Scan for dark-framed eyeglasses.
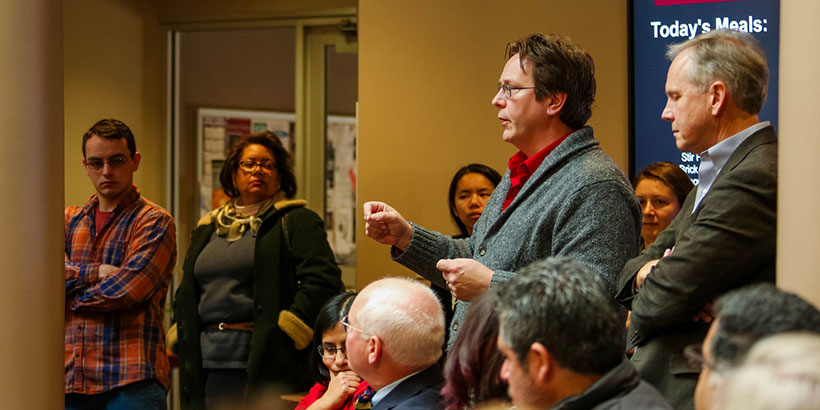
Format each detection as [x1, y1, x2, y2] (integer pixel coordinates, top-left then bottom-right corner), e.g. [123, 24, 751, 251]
[684, 343, 715, 371]
[498, 83, 536, 98]
[317, 345, 346, 359]
[238, 159, 276, 173]
[85, 155, 129, 170]
[341, 315, 369, 336]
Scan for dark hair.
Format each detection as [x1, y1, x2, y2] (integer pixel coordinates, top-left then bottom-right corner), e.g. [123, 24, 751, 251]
[711, 283, 820, 369]
[505, 33, 596, 129]
[632, 161, 694, 206]
[448, 164, 503, 236]
[496, 257, 623, 375]
[308, 291, 358, 384]
[442, 289, 507, 410]
[219, 131, 297, 199]
[82, 119, 137, 158]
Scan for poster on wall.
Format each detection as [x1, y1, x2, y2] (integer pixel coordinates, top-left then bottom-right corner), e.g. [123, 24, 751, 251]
[325, 116, 357, 266]
[631, 0, 779, 183]
[197, 108, 294, 217]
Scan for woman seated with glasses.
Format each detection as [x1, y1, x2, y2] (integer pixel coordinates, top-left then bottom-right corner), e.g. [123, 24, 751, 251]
[173, 131, 343, 408]
[296, 292, 369, 410]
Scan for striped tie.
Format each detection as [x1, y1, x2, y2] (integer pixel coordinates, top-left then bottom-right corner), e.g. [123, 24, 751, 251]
[354, 386, 375, 409]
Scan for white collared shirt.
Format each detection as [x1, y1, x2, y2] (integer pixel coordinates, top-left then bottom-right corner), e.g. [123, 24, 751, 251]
[693, 121, 770, 212]
[370, 369, 424, 407]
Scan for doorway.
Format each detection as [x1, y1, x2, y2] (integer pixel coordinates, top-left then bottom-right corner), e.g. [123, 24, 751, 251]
[168, 19, 358, 289]
[165, 15, 357, 409]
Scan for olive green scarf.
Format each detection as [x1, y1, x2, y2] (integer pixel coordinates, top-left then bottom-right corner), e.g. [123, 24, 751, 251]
[213, 193, 283, 241]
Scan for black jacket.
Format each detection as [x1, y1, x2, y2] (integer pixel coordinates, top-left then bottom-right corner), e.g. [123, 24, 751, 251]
[372, 363, 445, 410]
[552, 359, 673, 410]
[174, 200, 343, 409]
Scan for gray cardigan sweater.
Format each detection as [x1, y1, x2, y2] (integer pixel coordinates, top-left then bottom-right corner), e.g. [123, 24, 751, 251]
[395, 127, 641, 347]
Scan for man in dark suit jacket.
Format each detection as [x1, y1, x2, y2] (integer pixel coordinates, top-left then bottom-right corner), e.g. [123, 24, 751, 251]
[344, 278, 445, 410]
[616, 30, 777, 410]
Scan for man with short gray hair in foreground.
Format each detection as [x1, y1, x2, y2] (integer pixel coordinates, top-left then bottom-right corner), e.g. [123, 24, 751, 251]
[344, 277, 445, 409]
[496, 258, 672, 410]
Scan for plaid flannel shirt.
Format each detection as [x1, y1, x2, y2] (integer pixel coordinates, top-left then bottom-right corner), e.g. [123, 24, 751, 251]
[64, 186, 176, 394]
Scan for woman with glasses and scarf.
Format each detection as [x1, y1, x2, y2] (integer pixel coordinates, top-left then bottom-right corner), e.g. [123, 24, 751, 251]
[173, 131, 343, 409]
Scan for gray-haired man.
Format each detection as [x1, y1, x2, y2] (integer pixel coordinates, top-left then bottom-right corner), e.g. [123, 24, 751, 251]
[617, 30, 778, 410]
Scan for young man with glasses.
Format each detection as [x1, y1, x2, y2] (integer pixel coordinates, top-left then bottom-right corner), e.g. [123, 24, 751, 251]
[65, 118, 176, 409]
[364, 33, 641, 349]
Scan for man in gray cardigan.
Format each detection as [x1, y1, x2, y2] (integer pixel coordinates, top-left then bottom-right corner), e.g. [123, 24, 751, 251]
[364, 33, 641, 348]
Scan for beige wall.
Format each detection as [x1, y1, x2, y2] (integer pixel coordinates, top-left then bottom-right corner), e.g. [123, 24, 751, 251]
[1, 2, 65, 407]
[356, 0, 629, 287]
[777, 0, 820, 307]
[159, 0, 356, 24]
[64, 0, 167, 209]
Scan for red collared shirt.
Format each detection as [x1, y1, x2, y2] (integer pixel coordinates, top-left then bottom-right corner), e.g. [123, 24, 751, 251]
[64, 185, 176, 394]
[502, 132, 573, 212]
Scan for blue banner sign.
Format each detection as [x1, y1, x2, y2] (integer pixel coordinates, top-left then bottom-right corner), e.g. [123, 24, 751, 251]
[630, 0, 779, 183]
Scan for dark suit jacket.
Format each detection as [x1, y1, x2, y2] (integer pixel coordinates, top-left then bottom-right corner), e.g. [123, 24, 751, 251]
[371, 363, 444, 410]
[616, 125, 778, 410]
